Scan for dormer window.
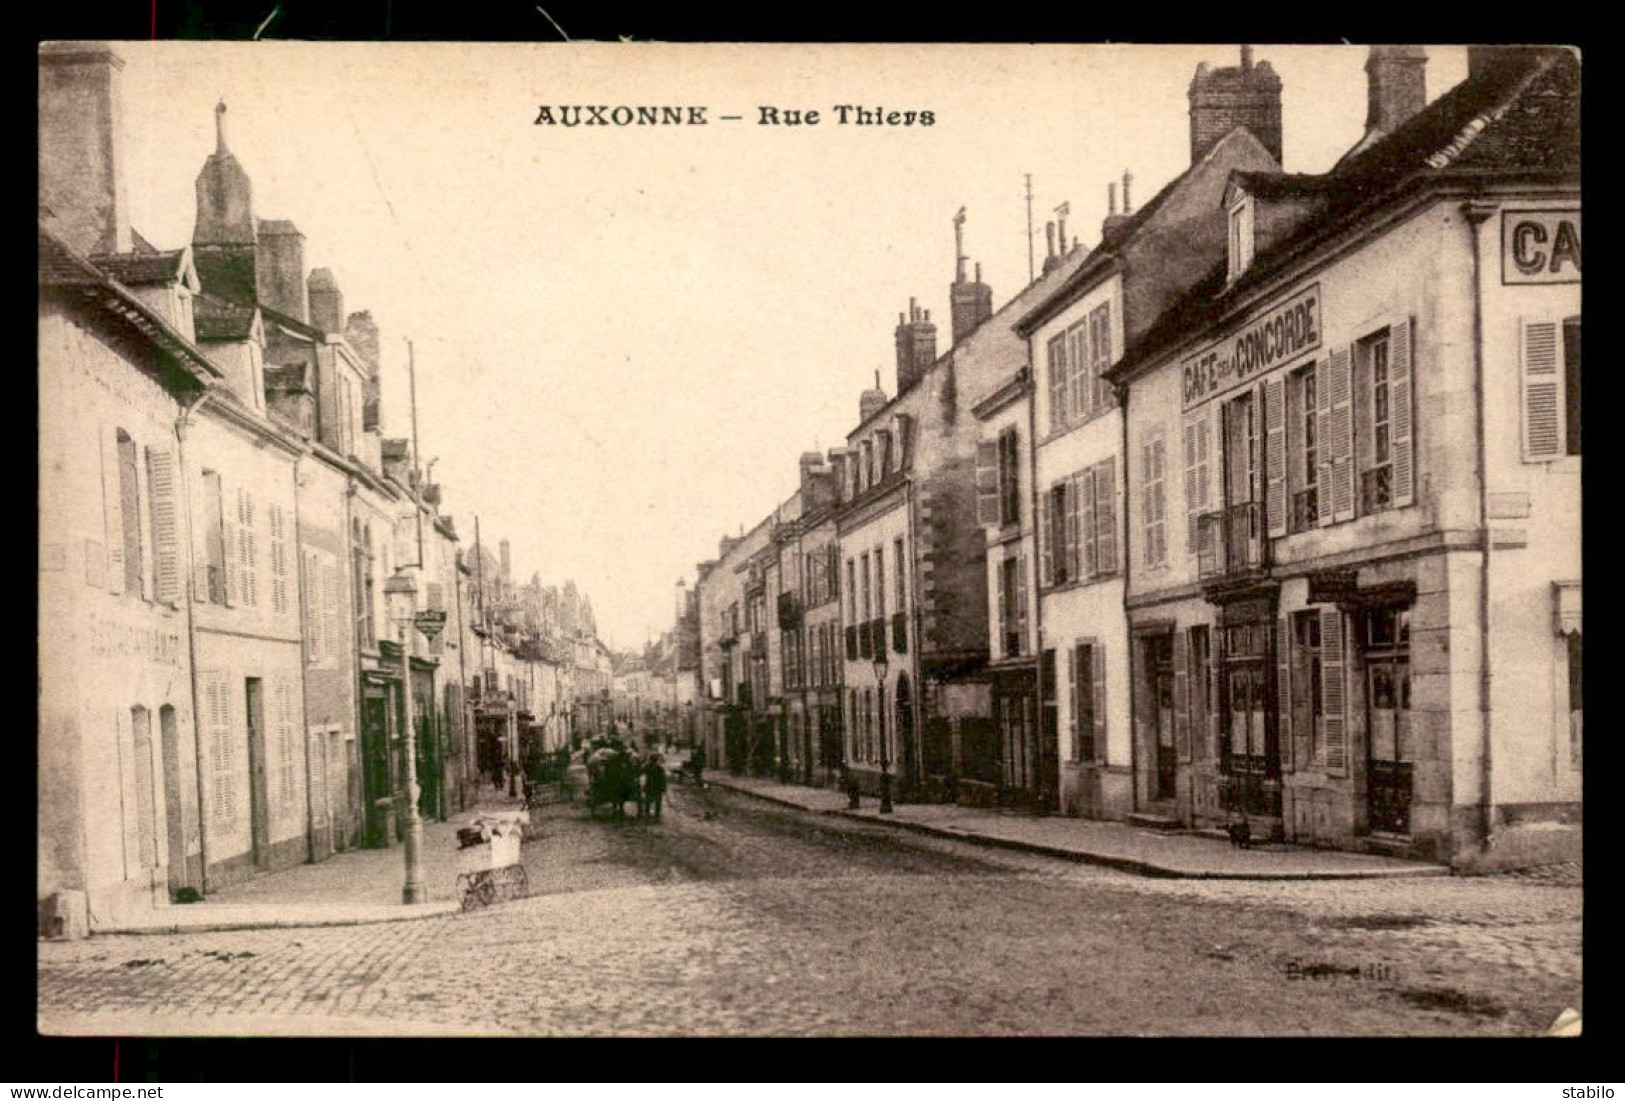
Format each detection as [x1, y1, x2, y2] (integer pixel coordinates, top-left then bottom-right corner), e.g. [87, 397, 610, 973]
[1228, 193, 1255, 281]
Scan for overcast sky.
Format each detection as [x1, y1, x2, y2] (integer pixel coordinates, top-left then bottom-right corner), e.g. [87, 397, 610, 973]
[109, 42, 1466, 650]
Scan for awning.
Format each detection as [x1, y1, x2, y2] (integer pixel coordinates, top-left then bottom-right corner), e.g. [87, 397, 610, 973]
[1554, 581, 1582, 637]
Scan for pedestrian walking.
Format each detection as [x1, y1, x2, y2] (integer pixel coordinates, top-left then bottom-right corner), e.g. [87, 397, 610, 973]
[642, 754, 668, 821]
[689, 743, 706, 788]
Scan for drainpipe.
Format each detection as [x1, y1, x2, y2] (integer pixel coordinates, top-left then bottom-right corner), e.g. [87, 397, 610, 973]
[1025, 366, 1047, 810]
[290, 449, 318, 865]
[1116, 383, 1139, 819]
[1464, 200, 1498, 860]
[453, 554, 471, 811]
[176, 384, 217, 894]
[345, 475, 365, 847]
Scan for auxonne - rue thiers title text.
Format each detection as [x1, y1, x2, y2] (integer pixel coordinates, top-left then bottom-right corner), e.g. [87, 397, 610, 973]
[534, 104, 936, 127]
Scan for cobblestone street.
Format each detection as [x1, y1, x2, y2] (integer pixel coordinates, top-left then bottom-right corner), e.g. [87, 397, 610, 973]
[38, 781, 1582, 1037]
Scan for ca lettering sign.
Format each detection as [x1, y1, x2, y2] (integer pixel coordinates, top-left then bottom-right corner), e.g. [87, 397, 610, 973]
[1502, 210, 1581, 284]
[1181, 285, 1321, 411]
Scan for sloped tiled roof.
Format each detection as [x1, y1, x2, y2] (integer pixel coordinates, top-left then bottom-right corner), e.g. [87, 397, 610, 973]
[193, 292, 257, 341]
[38, 222, 222, 386]
[1113, 48, 1580, 380]
[90, 249, 188, 287]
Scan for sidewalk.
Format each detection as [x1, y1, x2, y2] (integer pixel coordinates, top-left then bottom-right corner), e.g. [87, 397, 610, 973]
[700, 772, 1447, 880]
[90, 788, 529, 935]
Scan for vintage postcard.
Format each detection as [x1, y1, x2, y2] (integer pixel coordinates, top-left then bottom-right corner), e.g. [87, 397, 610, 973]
[37, 40, 1580, 1039]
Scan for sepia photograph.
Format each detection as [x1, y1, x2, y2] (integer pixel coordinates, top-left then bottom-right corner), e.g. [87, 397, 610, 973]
[36, 37, 1581, 1040]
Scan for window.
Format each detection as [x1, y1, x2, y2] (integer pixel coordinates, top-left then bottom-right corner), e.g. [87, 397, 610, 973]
[1228, 195, 1254, 280]
[1070, 642, 1100, 762]
[145, 447, 180, 603]
[115, 429, 143, 596]
[846, 559, 857, 624]
[1188, 625, 1212, 761]
[1047, 333, 1068, 433]
[998, 553, 1027, 659]
[997, 427, 1021, 526]
[1355, 324, 1414, 513]
[863, 441, 874, 489]
[894, 538, 906, 611]
[880, 430, 894, 475]
[1290, 365, 1319, 531]
[861, 555, 871, 621]
[1293, 611, 1325, 766]
[269, 503, 288, 614]
[1067, 320, 1090, 424]
[1089, 303, 1114, 412]
[1142, 432, 1167, 567]
[204, 471, 228, 604]
[875, 548, 885, 621]
[235, 488, 258, 607]
[1049, 482, 1072, 585]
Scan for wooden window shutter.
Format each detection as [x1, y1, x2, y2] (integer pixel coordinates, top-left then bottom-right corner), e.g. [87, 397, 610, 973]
[1390, 318, 1415, 506]
[1073, 471, 1092, 580]
[244, 491, 258, 607]
[996, 553, 1008, 644]
[1094, 456, 1117, 576]
[145, 448, 181, 603]
[1521, 318, 1563, 461]
[1038, 486, 1053, 587]
[101, 430, 125, 595]
[1328, 346, 1356, 522]
[1276, 616, 1293, 773]
[1091, 642, 1108, 762]
[277, 676, 297, 811]
[1067, 644, 1079, 758]
[225, 487, 241, 605]
[1172, 628, 1190, 763]
[1063, 474, 1081, 581]
[1264, 374, 1288, 537]
[1048, 335, 1068, 432]
[1320, 607, 1347, 775]
[269, 504, 287, 614]
[1015, 550, 1028, 648]
[975, 440, 1000, 526]
[1315, 357, 1334, 528]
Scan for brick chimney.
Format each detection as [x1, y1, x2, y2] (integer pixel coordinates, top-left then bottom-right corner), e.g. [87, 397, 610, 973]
[948, 209, 994, 345]
[1189, 46, 1283, 165]
[1366, 46, 1428, 137]
[39, 43, 133, 256]
[894, 298, 937, 393]
[308, 268, 345, 334]
[256, 219, 307, 322]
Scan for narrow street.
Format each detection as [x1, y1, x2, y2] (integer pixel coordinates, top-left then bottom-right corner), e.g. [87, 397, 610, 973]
[38, 781, 1582, 1037]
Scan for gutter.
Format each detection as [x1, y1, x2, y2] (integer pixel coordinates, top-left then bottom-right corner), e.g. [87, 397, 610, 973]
[175, 383, 218, 894]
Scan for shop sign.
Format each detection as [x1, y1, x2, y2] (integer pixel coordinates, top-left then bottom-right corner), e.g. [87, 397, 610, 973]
[1307, 569, 1360, 605]
[1182, 284, 1321, 410]
[1502, 210, 1581, 284]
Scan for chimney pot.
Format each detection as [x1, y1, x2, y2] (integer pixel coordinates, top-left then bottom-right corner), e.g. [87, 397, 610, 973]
[1123, 171, 1133, 213]
[1045, 221, 1056, 256]
[1108, 182, 1117, 216]
[1365, 45, 1429, 137]
[1241, 45, 1253, 70]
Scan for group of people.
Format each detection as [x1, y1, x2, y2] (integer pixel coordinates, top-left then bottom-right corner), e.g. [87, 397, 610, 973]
[583, 735, 670, 821]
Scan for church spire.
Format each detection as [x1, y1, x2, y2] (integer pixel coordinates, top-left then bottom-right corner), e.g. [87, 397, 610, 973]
[215, 99, 229, 154]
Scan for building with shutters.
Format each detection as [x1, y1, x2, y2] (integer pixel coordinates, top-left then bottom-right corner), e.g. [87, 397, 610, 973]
[1011, 49, 1285, 821]
[1108, 46, 1580, 868]
[695, 520, 772, 773]
[38, 43, 224, 929]
[778, 454, 845, 787]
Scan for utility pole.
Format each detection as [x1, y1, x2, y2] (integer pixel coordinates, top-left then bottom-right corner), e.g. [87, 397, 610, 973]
[1025, 174, 1035, 283]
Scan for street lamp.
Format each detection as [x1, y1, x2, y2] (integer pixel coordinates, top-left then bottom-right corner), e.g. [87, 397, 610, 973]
[871, 649, 893, 814]
[385, 568, 428, 904]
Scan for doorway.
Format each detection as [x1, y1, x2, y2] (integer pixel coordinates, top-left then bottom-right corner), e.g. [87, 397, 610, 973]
[244, 678, 270, 870]
[159, 705, 188, 894]
[1143, 635, 1178, 802]
[1219, 616, 1279, 818]
[362, 690, 393, 848]
[129, 706, 157, 883]
[1363, 607, 1413, 835]
[895, 675, 917, 793]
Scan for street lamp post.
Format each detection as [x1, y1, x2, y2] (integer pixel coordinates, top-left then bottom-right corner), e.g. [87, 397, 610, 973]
[385, 569, 427, 904]
[872, 650, 893, 814]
